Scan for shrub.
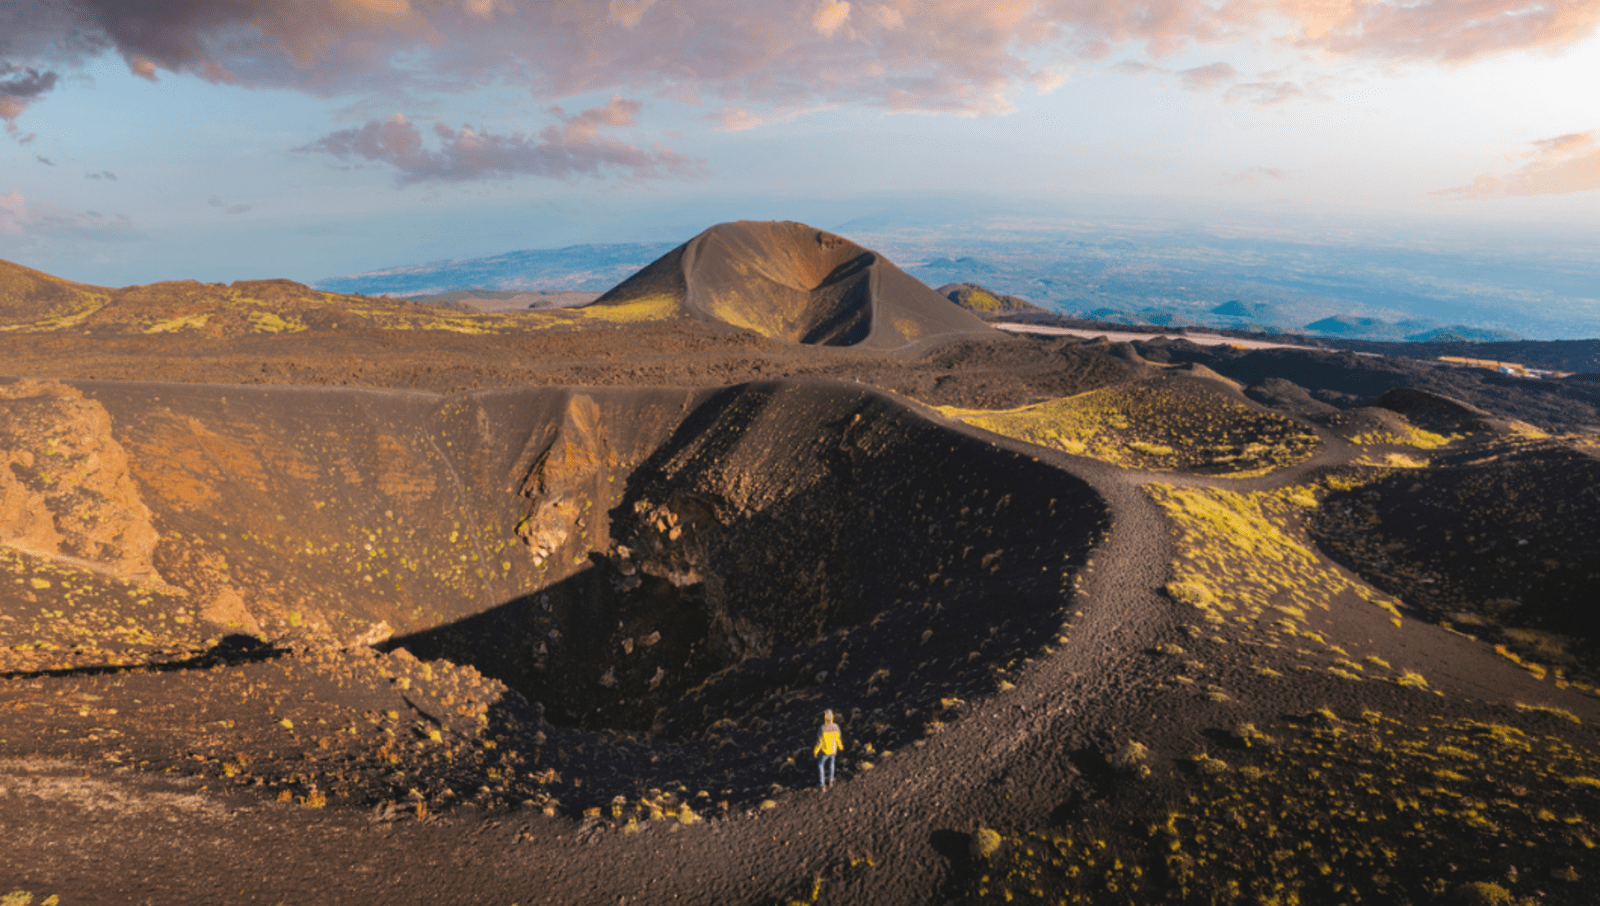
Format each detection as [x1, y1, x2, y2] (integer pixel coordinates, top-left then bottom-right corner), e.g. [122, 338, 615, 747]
[1111, 741, 1151, 778]
[1166, 581, 1217, 609]
[1451, 881, 1513, 906]
[970, 827, 1003, 859]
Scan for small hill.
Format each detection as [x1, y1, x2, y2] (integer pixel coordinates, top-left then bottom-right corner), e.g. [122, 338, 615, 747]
[1305, 315, 1409, 340]
[0, 259, 110, 328]
[1406, 325, 1524, 343]
[937, 282, 1048, 318]
[587, 221, 994, 350]
[0, 259, 542, 336]
[1211, 300, 1283, 322]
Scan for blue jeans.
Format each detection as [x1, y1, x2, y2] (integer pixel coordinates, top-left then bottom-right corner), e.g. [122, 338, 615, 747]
[818, 753, 836, 787]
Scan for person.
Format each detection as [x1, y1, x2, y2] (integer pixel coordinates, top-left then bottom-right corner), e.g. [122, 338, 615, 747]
[814, 709, 843, 789]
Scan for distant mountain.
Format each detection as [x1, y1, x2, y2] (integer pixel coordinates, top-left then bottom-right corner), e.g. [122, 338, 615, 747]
[1305, 316, 1412, 341]
[1406, 326, 1523, 343]
[1305, 315, 1524, 343]
[1211, 300, 1284, 322]
[937, 283, 1048, 317]
[315, 242, 677, 298]
[590, 221, 994, 349]
[916, 256, 998, 275]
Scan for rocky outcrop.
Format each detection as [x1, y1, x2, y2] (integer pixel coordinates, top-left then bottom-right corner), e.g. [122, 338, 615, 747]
[0, 379, 162, 582]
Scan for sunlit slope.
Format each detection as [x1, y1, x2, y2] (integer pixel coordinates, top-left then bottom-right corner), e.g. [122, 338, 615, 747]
[0, 259, 111, 330]
[0, 261, 539, 336]
[0, 258, 677, 337]
[939, 372, 1320, 476]
[588, 221, 994, 349]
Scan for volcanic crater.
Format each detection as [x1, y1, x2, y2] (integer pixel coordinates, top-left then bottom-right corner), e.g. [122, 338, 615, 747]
[17, 375, 1105, 762]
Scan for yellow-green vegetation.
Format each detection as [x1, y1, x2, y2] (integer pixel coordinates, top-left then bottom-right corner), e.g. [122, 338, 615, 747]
[1516, 703, 1582, 725]
[973, 827, 1005, 859]
[246, 310, 307, 333]
[961, 289, 1004, 313]
[0, 549, 203, 674]
[574, 293, 678, 324]
[956, 710, 1600, 904]
[1349, 425, 1455, 449]
[938, 380, 1317, 476]
[143, 312, 212, 333]
[1357, 451, 1431, 469]
[1111, 741, 1152, 778]
[0, 294, 107, 332]
[1147, 485, 1409, 665]
[891, 316, 924, 340]
[0, 273, 586, 337]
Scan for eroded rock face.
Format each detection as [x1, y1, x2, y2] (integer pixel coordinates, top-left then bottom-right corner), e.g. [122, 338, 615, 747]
[0, 379, 161, 581]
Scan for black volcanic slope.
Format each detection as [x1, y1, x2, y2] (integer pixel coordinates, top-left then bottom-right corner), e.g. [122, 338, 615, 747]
[588, 221, 994, 350]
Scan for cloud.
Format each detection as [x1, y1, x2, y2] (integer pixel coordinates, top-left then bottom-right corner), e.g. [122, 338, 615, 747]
[1, 63, 60, 131]
[208, 196, 253, 215]
[710, 106, 766, 132]
[1179, 62, 1237, 91]
[1223, 166, 1287, 185]
[35, 155, 54, 166]
[1, 0, 1598, 123]
[298, 96, 705, 184]
[812, 0, 851, 37]
[0, 188, 142, 240]
[1439, 131, 1600, 198]
[1224, 81, 1306, 106]
[86, 170, 117, 180]
[607, 0, 657, 28]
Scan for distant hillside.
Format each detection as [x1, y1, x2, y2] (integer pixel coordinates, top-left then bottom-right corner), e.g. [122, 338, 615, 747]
[590, 221, 994, 350]
[409, 289, 600, 312]
[1305, 315, 1521, 343]
[937, 282, 1048, 318]
[0, 259, 111, 329]
[0, 259, 540, 337]
[315, 242, 676, 297]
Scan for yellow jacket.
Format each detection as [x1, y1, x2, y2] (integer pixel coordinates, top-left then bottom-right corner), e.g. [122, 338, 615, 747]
[814, 722, 842, 756]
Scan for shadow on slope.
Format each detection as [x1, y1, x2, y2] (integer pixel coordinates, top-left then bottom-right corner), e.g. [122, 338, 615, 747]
[387, 382, 1107, 755]
[1310, 442, 1600, 681]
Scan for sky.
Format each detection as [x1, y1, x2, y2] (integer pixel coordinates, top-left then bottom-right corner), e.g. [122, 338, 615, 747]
[2, 0, 1599, 289]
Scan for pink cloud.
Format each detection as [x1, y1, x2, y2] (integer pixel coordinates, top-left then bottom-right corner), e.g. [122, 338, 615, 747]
[710, 106, 766, 131]
[0, 0, 1597, 123]
[0, 188, 142, 240]
[1179, 62, 1237, 91]
[1438, 131, 1600, 198]
[297, 97, 705, 184]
